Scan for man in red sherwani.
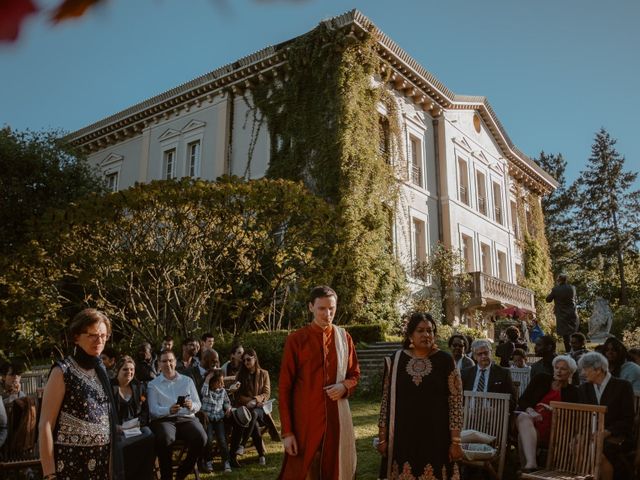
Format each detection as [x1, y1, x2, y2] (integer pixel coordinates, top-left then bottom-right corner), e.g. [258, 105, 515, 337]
[278, 286, 360, 480]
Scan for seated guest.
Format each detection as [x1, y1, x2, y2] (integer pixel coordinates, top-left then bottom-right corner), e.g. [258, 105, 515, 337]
[628, 347, 640, 365]
[530, 335, 556, 379]
[603, 337, 640, 392]
[465, 334, 475, 362]
[186, 349, 219, 399]
[516, 355, 578, 471]
[0, 400, 6, 448]
[511, 348, 529, 369]
[221, 343, 244, 381]
[198, 333, 215, 359]
[0, 362, 26, 405]
[568, 332, 589, 384]
[111, 355, 156, 480]
[176, 338, 200, 373]
[578, 352, 635, 480]
[461, 339, 517, 412]
[448, 334, 474, 370]
[201, 369, 232, 473]
[147, 350, 207, 480]
[101, 346, 118, 379]
[230, 349, 269, 468]
[135, 342, 158, 384]
[496, 326, 527, 367]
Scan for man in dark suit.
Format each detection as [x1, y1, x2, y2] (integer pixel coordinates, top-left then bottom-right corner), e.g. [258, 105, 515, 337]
[546, 274, 579, 353]
[461, 339, 517, 412]
[578, 351, 635, 480]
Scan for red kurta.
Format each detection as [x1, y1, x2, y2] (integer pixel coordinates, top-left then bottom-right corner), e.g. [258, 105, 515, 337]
[278, 323, 360, 479]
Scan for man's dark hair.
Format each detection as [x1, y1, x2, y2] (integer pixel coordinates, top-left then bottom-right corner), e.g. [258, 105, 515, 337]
[182, 337, 197, 348]
[201, 332, 214, 342]
[539, 335, 557, 353]
[0, 362, 25, 377]
[570, 332, 586, 344]
[308, 285, 338, 305]
[162, 335, 173, 342]
[512, 348, 526, 359]
[447, 334, 468, 350]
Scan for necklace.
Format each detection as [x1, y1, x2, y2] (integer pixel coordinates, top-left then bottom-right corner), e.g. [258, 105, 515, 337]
[405, 353, 433, 386]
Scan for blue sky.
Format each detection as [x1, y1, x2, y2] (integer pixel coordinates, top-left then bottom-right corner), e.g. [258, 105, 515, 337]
[1, 0, 638, 187]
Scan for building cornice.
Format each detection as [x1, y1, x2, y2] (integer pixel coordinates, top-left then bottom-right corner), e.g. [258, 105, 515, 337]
[68, 9, 556, 194]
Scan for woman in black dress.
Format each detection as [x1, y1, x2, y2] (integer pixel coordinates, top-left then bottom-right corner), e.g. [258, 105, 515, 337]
[377, 312, 463, 480]
[111, 355, 155, 480]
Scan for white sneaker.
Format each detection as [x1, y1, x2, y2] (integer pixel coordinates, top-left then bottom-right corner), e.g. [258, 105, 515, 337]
[224, 461, 232, 473]
[235, 445, 245, 455]
[258, 456, 266, 466]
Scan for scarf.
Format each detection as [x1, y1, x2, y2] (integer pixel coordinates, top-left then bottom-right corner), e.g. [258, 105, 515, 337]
[73, 346, 125, 480]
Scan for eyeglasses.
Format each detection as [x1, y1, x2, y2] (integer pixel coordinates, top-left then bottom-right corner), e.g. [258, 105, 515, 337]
[83, 333, 110, 343]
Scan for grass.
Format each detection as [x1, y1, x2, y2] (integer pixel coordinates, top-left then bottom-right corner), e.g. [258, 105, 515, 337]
[195, 393, 384, 479]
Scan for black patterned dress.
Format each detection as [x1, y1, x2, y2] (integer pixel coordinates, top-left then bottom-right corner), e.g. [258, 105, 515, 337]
[378, 349, 463, 480]
[53, 357, 111, 479]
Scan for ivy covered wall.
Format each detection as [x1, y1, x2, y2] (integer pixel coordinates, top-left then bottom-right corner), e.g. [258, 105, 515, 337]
[243, 24, 405, 324]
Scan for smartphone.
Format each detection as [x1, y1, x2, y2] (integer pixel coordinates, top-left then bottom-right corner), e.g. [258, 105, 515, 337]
[177, 395, 186, 406]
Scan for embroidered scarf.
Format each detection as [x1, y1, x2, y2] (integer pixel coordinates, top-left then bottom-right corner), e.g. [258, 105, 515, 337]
[334, 325, 357, 480]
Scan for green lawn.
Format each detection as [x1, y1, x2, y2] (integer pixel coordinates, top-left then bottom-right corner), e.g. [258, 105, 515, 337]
[196, 395, 383, 479]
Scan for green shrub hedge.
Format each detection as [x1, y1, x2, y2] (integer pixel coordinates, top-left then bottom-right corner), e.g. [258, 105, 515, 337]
[215, 330, 290, 377]
[344, 323, 386, 344]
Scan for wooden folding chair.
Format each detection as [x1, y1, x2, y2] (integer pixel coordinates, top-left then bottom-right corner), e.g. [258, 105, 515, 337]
[521, 401, 606, 480]
[462, 390, 511, 480]
[510, 367, 531, 399]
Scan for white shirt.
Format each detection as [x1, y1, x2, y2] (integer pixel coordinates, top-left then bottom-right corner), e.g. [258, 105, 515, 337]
[147, 372, 201, 420]
[594, 371, 612, 404]
[473, 364, 491, 392]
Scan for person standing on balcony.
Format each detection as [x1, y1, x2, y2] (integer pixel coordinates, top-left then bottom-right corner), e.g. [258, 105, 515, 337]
[546, 274, 579, 353]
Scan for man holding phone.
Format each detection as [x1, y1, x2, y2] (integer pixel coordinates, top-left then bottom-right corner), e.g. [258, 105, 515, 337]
[148, 349, 207, 480]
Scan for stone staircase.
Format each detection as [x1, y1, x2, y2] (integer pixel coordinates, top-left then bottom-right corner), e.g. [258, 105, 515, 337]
[356, 341, 402, 387]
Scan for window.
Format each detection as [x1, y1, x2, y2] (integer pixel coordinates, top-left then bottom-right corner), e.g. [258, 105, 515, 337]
[461, 234, 474, 272]
[497, 250, 508, 281]
[476, 171, 487, 215]
[492, 182, 503, 225]
[412, 218, 427, 279]
[409, 136, 423, 187]
[187, 141, 201, 177]
[510, 200, 519, 238]
[458, 158, 469, 205]
[515, 262, 524, 284]
[163, 149, 176, 179]
[378, 117, 390, 162]
[105, 172, 118, 192]
[480, 242, 491, 275]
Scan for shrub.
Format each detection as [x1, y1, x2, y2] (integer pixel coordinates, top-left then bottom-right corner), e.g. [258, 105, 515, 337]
[215, 330, 290, 377]
[344, 323, 386, 344]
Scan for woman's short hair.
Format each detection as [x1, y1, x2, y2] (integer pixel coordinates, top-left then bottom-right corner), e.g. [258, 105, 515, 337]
[552, 354, 578, 374]
[114, 355, 136, 377]
[470, 339, 492, 353]
[447, 334, 468, 350]
[69, 308, 112, 338]
[578, 352, 609, 373]
[403, 313, 437, 349]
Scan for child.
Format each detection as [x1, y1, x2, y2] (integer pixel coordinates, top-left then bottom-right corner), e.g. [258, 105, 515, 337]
[201, 368, 232, 472]
[511, 348, 529, 369]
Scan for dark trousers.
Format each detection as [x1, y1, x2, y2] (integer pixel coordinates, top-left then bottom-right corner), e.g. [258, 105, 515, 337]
[120, 426, 156, 480]
[206, 418, 229, 462]
[562, 334, 572, 353]
[150, 416, 207, 480]
[230, 407, 265, 457]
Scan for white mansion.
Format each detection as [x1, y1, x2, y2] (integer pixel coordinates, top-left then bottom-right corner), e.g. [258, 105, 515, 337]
[68, 10, 557, 321]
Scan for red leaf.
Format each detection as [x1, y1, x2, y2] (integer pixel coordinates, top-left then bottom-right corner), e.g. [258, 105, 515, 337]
[51, 0, 104, 24]
[0, 0, 38, 42]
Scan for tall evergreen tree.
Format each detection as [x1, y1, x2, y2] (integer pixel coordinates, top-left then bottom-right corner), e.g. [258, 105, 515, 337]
[572, 128, 640, 305]
[535, 151, 575, 275]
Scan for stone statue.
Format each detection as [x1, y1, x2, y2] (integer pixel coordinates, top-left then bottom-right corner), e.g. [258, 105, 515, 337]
[588, 297, 613, 342]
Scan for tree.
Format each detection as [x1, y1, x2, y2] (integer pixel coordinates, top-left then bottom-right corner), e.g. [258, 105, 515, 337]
[0, 177, 332, 357]
[572, 128, 640, 305]
[0, 127, 105, 255]
[535, 151, 575, 276]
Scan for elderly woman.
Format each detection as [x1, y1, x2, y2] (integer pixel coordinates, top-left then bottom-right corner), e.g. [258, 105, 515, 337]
[578, 352, 635, 480]
[39, 308, 123, 480]
[111, 355, 156, 480]
[516, 354, 579, 471]
[602, 337, 640, 391]
[377, 312, 463, 480]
